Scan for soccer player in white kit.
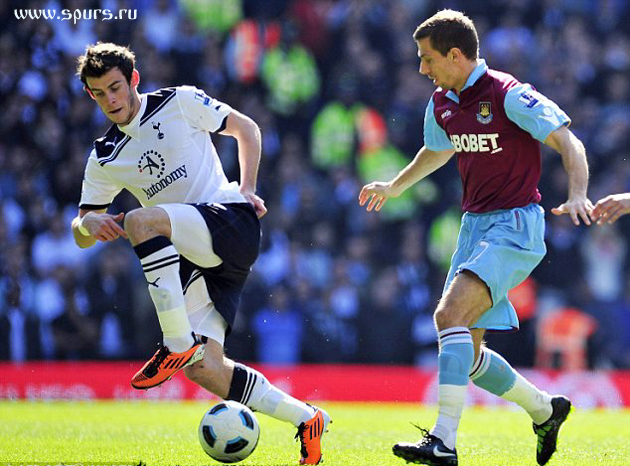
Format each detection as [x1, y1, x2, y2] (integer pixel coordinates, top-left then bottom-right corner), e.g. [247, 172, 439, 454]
[72, 43, 329, 465]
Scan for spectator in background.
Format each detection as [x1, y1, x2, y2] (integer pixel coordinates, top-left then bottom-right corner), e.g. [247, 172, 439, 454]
[397, 224, 429, 309]
[358, 267, 412, 364]
[293, 220, 335, 290]
[581, 223, 626, 303]
[396, 223, 436, 367]
[609, 274, 630, 368]
[534, 212, 584, 291]
[49, 0, 96, 56]
[34, 265, 81, 359]
[261, 20, 320, 116]
[301, 280, 355, 363]
[252, 283, 303, 364]
[86, 244, 136, 359]
[328, 257, 360, 322]
[181, 0, 243, 36]
[32, 214, 93, 277]
[0, 245, 40, 361]
[51, 265, 98, 360]
[141, 0, 179, 53]
[343, 235, 371, 287]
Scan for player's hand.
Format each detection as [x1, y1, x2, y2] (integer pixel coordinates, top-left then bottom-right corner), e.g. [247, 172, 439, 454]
[551, 197, 593, 226]
[81, 212, 128, 241]
[241, 190, 267, 218]
[592, 193, 630, 225]
[359, 181, 400, 212]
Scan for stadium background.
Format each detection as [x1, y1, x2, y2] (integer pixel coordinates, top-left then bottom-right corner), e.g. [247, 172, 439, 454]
[1, 0, 630, 403]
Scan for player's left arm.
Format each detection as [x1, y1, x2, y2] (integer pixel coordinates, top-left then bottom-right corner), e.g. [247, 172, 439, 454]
[177, 86, 266, 218]
[544, 126, 593, 226]
[504, 84, 592, 225]
[220, 109, 267, 218]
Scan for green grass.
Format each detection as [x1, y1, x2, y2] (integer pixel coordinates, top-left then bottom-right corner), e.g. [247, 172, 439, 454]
[1, 401, 629, 465]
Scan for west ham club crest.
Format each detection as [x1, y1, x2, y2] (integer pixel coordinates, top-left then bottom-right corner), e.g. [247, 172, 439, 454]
[477, 101, 493, 124]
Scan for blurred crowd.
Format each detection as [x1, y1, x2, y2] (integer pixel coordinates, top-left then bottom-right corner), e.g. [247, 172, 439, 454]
[1, 0, 630, 369]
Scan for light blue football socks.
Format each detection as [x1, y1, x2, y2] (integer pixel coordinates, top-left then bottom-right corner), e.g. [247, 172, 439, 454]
[431, 326, 474, 450]
[470, 346, 552, 424]
[469, 345, 516, 395]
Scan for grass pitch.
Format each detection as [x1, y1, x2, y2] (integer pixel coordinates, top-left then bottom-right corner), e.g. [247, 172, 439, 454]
[1, 400, 629, 466]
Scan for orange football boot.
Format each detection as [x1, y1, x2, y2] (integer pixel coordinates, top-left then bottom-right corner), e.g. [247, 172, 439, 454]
[131, 338, 205, 390]
[295, 407, 331, 465]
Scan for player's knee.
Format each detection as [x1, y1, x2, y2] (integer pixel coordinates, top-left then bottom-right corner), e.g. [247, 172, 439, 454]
[124, 207, 169, 243]
[434, 304, 462, 330]
[433, 305, 452, 330]
[123, 208, 145, 238]
[434, 307, 450, 330]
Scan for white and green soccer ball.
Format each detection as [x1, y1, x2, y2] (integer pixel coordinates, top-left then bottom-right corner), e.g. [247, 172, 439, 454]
[198, 401, 260, 463]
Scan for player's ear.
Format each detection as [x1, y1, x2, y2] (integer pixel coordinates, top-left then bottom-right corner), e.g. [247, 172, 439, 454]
[84, 85, 96, 100]
[130, 69, 140, 88]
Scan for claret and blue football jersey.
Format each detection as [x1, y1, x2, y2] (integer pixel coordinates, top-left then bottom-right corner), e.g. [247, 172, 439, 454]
[423, 59, 570, 213]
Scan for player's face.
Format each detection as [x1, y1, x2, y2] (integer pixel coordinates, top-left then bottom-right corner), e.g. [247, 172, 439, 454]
[86, 67, 140, 126]
[417, 38, 459, 90]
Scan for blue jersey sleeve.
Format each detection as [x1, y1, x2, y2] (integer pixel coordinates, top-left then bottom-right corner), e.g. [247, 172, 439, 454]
[423, 98, 454, 151]
[504, 84, 571, 142]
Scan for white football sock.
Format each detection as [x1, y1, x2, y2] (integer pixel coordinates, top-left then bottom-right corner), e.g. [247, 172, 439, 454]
[430, 384, 467, 450]
[227, 364, 315, 426]
[502, 372, 553, 424]
[136, 238, 193, 352]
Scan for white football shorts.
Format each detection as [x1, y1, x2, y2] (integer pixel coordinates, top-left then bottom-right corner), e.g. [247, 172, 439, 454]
[157, 202, 228, 346]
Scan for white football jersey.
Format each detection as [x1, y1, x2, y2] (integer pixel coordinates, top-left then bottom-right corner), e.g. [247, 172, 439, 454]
[79, 86, 246, 210]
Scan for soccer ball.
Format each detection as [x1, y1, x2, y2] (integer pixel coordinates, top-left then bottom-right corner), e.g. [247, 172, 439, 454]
[198, 401, 260, 463]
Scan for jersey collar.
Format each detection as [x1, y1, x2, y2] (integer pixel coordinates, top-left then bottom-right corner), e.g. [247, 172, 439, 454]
[444, 59, 488, 103]
[118, 94, 146, 139]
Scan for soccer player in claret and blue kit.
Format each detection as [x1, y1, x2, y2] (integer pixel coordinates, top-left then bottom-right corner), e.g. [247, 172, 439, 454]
[359, 10, 593, 466]
[72, 43, 330, 465]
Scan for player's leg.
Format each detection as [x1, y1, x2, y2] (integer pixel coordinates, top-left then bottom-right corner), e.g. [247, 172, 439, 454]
[464, 205, 570, 465]
[184, 320, 330, 465]
[393, 270, 490, 465]
[432, 271, 490, 448]
[470, 328, 552, 422]
[125, 207, 204, 389]
[165, 202, 329, 465]
[185, 340, 321, 426]
[469, 329, 570, 465]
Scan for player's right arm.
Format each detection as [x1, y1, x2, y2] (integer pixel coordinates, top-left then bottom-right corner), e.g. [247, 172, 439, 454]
[74, 148, 125, 248]
[359, 146, 455, 211]
[72, 209, 127, 249]
[359, 96, 455, 211]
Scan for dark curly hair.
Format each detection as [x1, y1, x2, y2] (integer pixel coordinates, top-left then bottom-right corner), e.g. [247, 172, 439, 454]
[76, 42, 135, 87]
